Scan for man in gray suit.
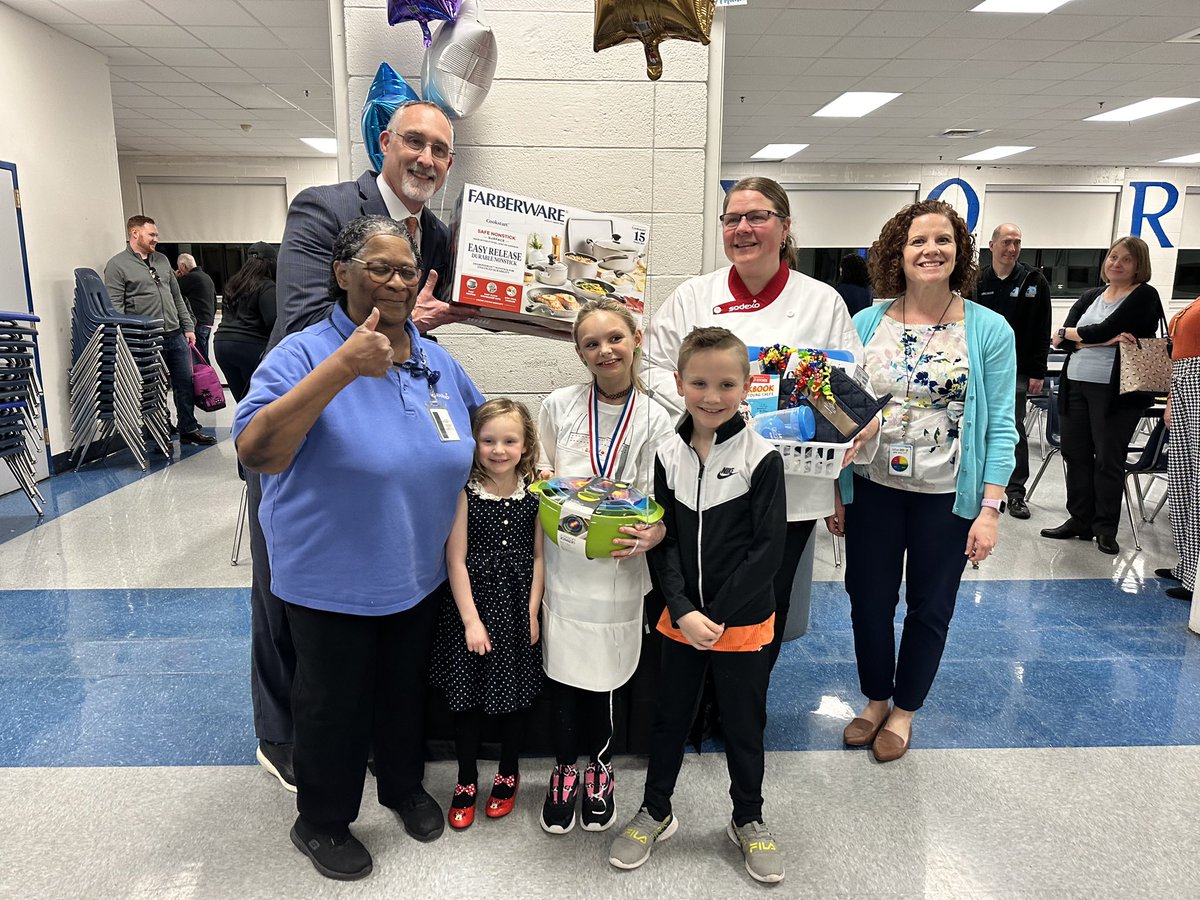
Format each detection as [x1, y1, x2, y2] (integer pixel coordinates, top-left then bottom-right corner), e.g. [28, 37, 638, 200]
[248, 101, 470, 844]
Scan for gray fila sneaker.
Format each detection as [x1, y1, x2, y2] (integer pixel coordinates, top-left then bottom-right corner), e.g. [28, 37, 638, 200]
[727, 818, 784, 884]
[608, 807, 678, 870]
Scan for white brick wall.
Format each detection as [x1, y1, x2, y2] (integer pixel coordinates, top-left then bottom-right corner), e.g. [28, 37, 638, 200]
[342, 0, 712, 406]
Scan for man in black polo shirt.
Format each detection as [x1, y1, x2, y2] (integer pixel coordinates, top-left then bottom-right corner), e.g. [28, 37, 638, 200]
[974, 222, 1051, 519]
[175, 253, 216, 364]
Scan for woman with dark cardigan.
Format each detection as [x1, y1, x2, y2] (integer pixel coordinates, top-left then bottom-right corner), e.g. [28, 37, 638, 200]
[1041, 236, 1163, 555]
[214, 242, 278, 402]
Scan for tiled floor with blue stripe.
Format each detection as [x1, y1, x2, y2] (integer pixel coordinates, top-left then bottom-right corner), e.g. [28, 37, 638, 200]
[2, 421, 1197, 898]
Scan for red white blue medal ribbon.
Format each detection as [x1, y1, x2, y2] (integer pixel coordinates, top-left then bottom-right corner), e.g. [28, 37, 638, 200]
[588, 384, 636, 478]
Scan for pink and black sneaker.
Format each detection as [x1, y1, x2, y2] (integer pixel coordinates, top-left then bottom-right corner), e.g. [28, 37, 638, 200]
[581, 760, 615, 831]
[539, 763, 579, 834]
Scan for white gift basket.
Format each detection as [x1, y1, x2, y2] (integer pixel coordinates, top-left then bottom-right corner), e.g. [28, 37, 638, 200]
[750, 407, 850, 479]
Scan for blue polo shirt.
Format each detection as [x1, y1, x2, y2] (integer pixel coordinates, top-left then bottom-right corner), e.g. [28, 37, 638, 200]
[233, 305, 485, 615]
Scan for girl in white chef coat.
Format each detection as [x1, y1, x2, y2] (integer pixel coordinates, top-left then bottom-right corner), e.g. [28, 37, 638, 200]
[536, 298, 674, 835]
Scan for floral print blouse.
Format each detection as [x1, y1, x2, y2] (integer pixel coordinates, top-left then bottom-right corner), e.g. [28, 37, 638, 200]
[859, 315, 970, 494]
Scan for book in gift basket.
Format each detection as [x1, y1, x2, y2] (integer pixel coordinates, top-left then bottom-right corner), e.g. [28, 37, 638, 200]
[747, 345, 890, 478]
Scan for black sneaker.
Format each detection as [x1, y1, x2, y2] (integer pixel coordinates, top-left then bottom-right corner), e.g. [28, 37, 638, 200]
[1156, 567, 1182, 582]
[539, 763, 579, 834]
[256, 740, 296, 792]
[1008, 497, 1030, 520]
[290, 818, 372, 881]
[581, 760, 615, 832]
[180, 429, 217, 446]
[396, 786, 444, 842]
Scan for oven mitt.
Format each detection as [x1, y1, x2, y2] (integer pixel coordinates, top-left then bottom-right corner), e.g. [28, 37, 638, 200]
[779, 366, 890, 444]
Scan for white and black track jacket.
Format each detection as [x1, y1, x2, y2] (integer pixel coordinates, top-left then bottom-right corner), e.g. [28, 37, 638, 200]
[651, 413, 787, 629]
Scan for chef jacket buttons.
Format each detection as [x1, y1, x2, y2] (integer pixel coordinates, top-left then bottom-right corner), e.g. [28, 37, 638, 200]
[786, 310, 795, 318]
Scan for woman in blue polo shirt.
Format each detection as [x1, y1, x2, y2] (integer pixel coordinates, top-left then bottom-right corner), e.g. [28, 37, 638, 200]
[234, 216, 484, 881]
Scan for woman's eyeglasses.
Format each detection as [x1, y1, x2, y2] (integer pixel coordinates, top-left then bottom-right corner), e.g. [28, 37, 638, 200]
[718, 209, 786, 229]
[351, 258, 421, 285]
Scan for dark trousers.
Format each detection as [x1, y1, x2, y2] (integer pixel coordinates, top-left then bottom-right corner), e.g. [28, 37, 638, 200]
[643, 639, 769, 826]
[161, 330, 199, 434]
[214, 338, 266, 403]
[193, 324, 212, 365]
[1009, 377, 1030, 499]
[843, 476, 971, 711]
[767, 519, 817, 670]
[247, 472, 295, 744]
[1060, 380, 1145, 538]
[454, 708, 526, 783]
[551, 679, 614, 767]
[287, 593, 439, 831]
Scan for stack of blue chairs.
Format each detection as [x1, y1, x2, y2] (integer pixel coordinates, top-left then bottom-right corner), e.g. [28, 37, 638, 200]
[69, 268, 171, 470]
[0, 309, 45, 515]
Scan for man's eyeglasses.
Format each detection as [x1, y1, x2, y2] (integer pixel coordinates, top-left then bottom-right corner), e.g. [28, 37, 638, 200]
[351, 258, 422, 285]
[390, 130, 454, 161]
[718, 209, 786, 229]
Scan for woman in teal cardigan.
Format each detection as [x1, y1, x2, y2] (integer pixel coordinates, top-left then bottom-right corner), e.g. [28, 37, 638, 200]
[827, 200, 1016, 762]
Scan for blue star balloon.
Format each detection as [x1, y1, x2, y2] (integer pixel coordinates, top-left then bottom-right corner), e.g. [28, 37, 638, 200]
[388, 0, 462, 47]
[361, 62, 421, 173]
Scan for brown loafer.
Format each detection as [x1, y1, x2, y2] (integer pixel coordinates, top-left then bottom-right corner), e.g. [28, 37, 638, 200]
[872, 727, 910, 762]
[843, 716, 887, 747]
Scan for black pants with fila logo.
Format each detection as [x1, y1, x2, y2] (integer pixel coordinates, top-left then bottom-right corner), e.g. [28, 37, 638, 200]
[642, 637, 770, 826]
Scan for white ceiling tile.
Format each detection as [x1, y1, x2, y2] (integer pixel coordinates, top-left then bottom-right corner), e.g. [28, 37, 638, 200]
[3, 0, 84, 24]
[246, 67, 325, 84]
[1044, 41, 1153, 63]
[65, 0, 172, 26]
[150, 0, 259, 26]
[825, 35, 921, 58]
[53, 22, 126, 46]
[1093, 16, 1200, 42]
[148, 82, 222, 98]
[109, 81, 156, 96]
[768, 9, 870, 35]
[204, 84, 294, 108]
[144, 48, 235, 66]
[104, 46, 158, 65]
[240, 1, 330, 28]
[752, 34, 843, 58]
[1007, 15, 1128, 42]
[180, 67, 259, 84]
[272, 27, 331, 50]
[218, 48, 304, 68]
[854, 11, 952, 39]
[100, 24, 198, 46]
[803, 57, 887, 78]
[186, 25, 284, 48]
[109, 65, 193, 82]
[897, 37, 994, 59]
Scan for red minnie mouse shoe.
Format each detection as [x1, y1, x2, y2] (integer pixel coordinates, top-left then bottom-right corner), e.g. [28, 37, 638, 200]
[485, 773, 520, 818]
[448, 783, 477, 830]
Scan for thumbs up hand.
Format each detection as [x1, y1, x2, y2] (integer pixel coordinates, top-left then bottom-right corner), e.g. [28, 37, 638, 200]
[338, 307, 394, 378]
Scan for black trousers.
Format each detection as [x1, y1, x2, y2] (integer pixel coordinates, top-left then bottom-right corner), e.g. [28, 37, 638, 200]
[643, 639, 770, 827]
[287, 593, 439, 831]
[1060, 380, 1145, 538]
[767, 519, 817, 670]
[1009, 377, 1030, 500]
[843, 476, 971, 712]
[247, 472, 295, 744]
[551, 678, 614, 767]
[213, 338, 266, 402]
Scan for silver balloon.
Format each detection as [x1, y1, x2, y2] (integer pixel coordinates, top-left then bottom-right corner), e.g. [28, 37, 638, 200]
[421, 0, 498, 119]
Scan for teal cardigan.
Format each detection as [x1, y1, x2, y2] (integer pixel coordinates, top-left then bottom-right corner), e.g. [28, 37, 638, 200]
[839, 298, 1018, 520]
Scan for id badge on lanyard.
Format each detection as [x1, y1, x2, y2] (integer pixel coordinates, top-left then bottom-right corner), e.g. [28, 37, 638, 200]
[427, 387, 460, 442]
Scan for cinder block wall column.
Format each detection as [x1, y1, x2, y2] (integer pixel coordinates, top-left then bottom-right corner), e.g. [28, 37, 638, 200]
[340, 0, 712, 410]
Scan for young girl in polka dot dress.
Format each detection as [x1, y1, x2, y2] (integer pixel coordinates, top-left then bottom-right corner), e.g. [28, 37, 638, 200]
[431, 398, 545, 830]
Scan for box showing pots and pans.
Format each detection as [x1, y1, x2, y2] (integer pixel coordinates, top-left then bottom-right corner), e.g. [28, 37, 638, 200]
[447, 183, 650, 340]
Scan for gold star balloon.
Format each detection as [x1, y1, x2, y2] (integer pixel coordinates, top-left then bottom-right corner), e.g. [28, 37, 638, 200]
[594, 0, 714, 81]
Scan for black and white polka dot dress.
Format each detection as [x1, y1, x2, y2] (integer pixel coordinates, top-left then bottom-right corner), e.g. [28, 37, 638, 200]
[431, 481, 544, 715]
